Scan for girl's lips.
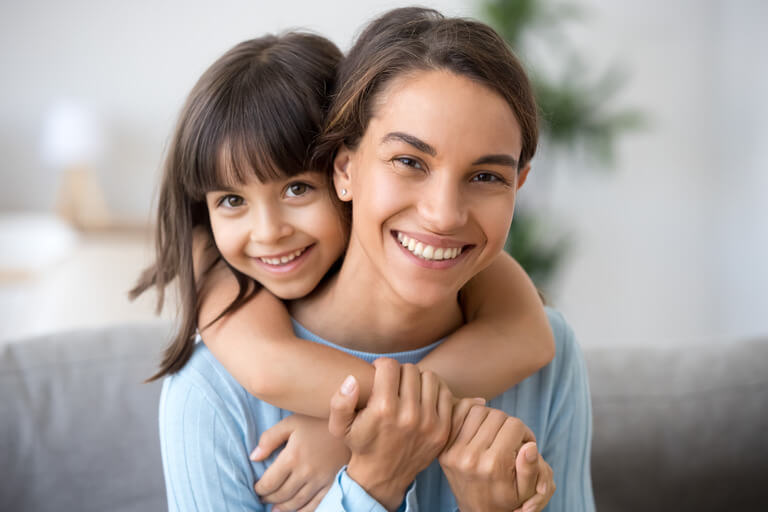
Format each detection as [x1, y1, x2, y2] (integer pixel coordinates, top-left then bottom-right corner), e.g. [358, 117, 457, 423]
[253, 244, 314, 274]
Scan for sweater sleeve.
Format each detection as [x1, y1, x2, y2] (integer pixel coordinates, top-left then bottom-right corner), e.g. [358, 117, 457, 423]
[159, 374, 264, 512]
[540, 311, 595, 512]
[317, 468, 419, 512]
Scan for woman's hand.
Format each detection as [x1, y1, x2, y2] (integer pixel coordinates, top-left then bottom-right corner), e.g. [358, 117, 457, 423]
[438, 405, 555, 512]
[250, 414, 350, 511]
[328, 358, 454, 511]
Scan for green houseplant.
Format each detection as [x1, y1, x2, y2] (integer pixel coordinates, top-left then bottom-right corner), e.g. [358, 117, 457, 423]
[483, 0, 643, 291]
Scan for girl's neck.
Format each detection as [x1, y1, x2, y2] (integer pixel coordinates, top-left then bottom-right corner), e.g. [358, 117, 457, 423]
[290, 244, 464, 353]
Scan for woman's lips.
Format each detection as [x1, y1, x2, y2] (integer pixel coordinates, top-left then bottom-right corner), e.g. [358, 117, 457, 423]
[392, 231, 472, 268]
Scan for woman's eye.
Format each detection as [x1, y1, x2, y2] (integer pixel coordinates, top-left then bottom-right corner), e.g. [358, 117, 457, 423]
[286, 182, 313, 198]
[393, 157, 423, 170]
[218, 194, 244, 208]
[472, 172, 506, 184]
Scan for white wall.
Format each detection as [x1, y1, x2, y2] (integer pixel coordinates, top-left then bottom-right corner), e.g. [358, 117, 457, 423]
[1, 0, 765, 347]
[0, 0, 472, 217]
[535, 0, 768, 346]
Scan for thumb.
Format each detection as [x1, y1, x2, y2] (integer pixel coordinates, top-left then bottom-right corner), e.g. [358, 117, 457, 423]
[328, 375, 359, 439]
[250, 415, 295, 461]
[514, 441, 539, 502]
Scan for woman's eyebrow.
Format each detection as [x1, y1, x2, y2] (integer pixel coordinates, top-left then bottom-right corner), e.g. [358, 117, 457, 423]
[381, 132, 436, 156]
[472, 154, 518, 168]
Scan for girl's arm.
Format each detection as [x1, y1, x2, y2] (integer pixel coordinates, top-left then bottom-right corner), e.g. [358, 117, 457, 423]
[418, 251, 554, 399]
[196, 230, 552, 417]
[193, 228, 374, 417]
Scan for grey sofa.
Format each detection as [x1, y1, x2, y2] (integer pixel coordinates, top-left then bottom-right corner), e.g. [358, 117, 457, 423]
[1, 324, 766, 511]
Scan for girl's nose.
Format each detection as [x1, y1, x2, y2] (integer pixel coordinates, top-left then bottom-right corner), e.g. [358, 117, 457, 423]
[248, 204, 293, 244]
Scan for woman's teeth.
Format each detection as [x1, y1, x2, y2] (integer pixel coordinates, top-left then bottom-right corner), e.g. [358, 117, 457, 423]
[397, 232, 463, 261]
[259, 247, 306, 265]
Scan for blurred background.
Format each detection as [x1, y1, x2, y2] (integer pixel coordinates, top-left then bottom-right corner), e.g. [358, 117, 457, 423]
[0, 0, 766, 349]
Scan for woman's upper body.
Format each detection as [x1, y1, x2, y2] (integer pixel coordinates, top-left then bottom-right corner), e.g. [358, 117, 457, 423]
[159, 308, 593, 511]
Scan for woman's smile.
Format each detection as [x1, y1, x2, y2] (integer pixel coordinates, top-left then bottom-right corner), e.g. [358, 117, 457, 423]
[393, 231, 472, 268]
[334, 69, 527, 309]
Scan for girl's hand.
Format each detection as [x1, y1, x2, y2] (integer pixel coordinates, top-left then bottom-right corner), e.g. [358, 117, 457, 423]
[328, 359, 454, 511]
[438, 405, 553, 512]
[250, 414, 350, 511]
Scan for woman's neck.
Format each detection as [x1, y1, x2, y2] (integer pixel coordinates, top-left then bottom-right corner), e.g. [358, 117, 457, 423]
[290, 246, 464, 353]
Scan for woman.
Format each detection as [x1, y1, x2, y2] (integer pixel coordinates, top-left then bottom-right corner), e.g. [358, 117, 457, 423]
[291, 8, 593, 510]
[161, 7, 593, 511]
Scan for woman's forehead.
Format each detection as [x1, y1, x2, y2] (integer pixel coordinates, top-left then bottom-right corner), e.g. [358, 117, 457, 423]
[366, 70, 523, 158]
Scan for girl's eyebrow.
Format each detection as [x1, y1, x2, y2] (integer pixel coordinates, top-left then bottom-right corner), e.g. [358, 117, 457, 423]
[380, 131, 518, 168]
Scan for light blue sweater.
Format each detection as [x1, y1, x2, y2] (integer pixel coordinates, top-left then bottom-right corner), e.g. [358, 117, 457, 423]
[159, 308, 595, 511]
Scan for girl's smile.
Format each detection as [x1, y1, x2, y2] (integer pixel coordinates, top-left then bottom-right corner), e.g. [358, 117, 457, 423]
[252, 243, 314, 272]
[206, 171, 346, 300]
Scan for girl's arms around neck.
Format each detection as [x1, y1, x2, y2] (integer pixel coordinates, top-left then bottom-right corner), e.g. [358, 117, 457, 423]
[194, 230, 554, 418]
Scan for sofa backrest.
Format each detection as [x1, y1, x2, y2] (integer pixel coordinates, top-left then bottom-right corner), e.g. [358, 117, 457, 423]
[0, 323, 170, 512]
[588, 337, 768, 511]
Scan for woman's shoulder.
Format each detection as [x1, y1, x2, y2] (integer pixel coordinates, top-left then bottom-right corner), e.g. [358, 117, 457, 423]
[544, 307, 580, 359]
[160, 341, 250, 419]
[531, 307, 589, 392]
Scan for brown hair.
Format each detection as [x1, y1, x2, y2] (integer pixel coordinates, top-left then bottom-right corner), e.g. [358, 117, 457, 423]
[131, 32, 342, 380]
[313, 7, 538, 173]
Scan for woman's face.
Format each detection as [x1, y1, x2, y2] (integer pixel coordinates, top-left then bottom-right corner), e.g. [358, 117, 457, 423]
[206, 170, 346, 300]
[335, 69, 530, 309]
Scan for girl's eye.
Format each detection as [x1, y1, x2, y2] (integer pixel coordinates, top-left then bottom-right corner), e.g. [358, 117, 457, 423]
[392, 157, 423, 170]
[285, 182, 313, 198]
[218, 194, 244, 208]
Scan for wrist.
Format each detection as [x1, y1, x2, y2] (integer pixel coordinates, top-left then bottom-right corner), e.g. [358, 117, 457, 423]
[347, 458, 409, 511]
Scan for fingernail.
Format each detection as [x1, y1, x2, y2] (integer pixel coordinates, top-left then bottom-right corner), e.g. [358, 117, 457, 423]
[523, 503, 536, 512]
[473, 397, 486, 405]
[537, 480, 547, 494]
[525, 443, 538, 463]
[341, 375, 357, 396]
[249, 446, 263, 461]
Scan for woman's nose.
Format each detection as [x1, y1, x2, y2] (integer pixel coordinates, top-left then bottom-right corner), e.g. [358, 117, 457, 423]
[248, 204, 293, 244]
[416, 177, 468, 234]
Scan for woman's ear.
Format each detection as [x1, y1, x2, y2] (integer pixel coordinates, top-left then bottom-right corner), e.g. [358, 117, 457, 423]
[516, 163, 531, 191]
[333, 146, 354, 202]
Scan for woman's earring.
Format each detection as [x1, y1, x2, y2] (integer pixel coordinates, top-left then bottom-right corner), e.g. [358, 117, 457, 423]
[340, 188, 347, 197]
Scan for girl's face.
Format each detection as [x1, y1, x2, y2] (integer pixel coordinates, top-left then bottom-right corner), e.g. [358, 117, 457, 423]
[206, 170, 346, 300]
[335, 69, 530, 309]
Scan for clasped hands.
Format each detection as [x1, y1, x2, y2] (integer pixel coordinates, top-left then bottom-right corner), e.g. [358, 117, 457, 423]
[329, 358, 554, 512]
[251, 358, 554, 511]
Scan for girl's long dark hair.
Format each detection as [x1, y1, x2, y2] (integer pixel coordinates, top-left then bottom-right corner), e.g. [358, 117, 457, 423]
[131, 32, 342, 381]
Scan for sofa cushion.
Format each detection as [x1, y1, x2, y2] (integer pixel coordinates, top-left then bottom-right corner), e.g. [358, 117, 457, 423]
[0, 323, 170, 512]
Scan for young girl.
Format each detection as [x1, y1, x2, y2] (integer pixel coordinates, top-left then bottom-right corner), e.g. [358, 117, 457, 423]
[134, 31, 555, 511]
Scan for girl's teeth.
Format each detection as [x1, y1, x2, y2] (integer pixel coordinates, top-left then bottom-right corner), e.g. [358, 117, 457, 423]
[260, 248, 305, 266]
[396, 232, 463, 261]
